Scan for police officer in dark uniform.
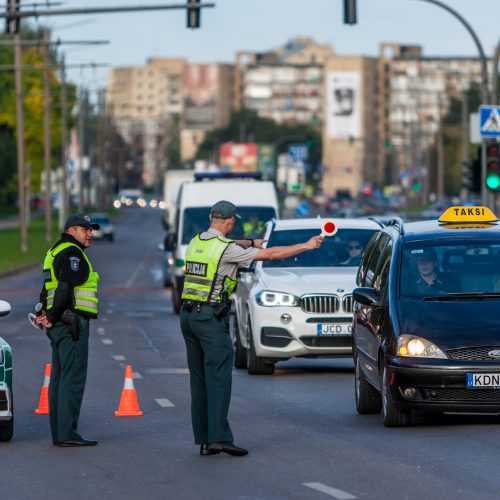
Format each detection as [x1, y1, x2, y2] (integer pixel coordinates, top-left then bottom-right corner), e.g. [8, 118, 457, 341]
[180, 200, 323, 457]
[37, 213, 100, 447]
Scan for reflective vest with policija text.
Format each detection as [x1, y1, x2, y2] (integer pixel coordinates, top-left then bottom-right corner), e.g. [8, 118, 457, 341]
[182, 234, 237, 303]
[43, 242, 99, 315]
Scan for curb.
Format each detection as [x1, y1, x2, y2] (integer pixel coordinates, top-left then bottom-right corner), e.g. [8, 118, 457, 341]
[0, 262, 39, 280]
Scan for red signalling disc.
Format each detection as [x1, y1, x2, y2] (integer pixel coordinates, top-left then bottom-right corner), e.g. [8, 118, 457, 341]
[321, 220, 338, 237]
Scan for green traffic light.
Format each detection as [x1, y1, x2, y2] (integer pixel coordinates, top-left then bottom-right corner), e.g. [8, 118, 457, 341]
[486, 174, 500, 190]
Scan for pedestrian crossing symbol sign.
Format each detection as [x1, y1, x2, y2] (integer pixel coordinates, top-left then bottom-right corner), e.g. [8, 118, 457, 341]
[480, 106, 500, 137]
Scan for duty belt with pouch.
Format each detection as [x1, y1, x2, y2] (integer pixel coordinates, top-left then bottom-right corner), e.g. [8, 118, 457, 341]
[182, 299, 230, 322]
[61, 309, 80, 341]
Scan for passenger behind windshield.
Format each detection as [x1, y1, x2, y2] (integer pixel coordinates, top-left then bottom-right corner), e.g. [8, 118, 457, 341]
[412, 248, 447, 295]
[263, 228, 375, 268]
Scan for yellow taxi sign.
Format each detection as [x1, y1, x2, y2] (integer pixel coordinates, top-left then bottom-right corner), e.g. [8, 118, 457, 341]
[438, 206, 498, 224]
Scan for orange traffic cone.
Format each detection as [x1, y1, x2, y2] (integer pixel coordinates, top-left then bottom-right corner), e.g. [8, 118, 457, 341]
[115, 365, 143, 417]
[34, 363, 51, 414]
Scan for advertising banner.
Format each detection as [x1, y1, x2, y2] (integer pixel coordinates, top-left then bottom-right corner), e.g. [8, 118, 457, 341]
[327, 71, 361, 139]
[219, 143, 258, 172]
[183, 64, 217, 130]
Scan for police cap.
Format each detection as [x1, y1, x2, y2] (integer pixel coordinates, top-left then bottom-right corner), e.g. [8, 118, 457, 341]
[210, 200, 241, 220]
[64, 213, 100, 230]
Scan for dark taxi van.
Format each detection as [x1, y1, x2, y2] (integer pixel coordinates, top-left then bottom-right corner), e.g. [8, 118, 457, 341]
[352, 206, 500, 426]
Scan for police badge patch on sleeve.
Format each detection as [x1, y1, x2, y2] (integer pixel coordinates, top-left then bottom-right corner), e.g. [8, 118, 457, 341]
[69, 256, 80, 271]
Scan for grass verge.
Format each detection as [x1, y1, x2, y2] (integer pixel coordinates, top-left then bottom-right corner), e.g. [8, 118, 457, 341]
[0, 217, 60, 275]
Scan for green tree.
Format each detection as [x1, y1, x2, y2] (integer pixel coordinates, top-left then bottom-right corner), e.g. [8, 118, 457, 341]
[195, 108, 322, 166]
[0, 26, 76, 207]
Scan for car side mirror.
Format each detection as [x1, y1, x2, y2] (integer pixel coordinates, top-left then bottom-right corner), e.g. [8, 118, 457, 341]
[0, 300, 11, 317]
[164, 232, 177, 251]
[353, 287, 381, 307]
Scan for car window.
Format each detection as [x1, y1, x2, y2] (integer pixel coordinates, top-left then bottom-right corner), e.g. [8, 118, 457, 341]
[181, 207, 276, 244]
[373, 239, 393, 297]
[263, 228, 376, 268]
[400, 238, 500, 298]
[363, 233, 390, 287]
[357, 231, 380, 285]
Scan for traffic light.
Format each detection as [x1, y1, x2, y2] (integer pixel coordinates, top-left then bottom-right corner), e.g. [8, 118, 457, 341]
[5, 0, 20, 35]
[486, 141, 500, 191]
[186, 0, 201, 29]
[343, 0, 357, 24]
[462, 159, 481, 194]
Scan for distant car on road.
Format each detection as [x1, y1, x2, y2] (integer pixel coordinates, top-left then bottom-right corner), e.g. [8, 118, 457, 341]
[90, 214, 114, 242]
[231, 217, 382, 375]
[0, 300, 13, 441]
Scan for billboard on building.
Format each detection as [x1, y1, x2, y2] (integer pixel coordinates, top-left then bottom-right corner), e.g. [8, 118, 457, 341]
[219, 143, 258, 172]
[183, 64, 217, 130]
[327, 71, 361, 139]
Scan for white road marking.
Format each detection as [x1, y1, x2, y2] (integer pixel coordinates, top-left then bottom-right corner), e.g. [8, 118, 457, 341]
[303, 483, 356, 499]
[155, 398, 175, 408]
[112, 355, 125, 361]
[101, 317, 108, 322]
[110, 302, 116, 307]
[97, 327, 105, 336]
[125, 312, 154, 318]
[101, 338, 113, 345]
[151, 267, 163, 283]
[125, 259, 146, 288]
[133, 371, 143, 379]
[106, 309, 113, 315]
[146, 368, 189, 374]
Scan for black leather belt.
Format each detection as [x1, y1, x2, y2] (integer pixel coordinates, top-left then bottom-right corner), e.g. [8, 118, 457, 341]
[182, 300, 218, 311]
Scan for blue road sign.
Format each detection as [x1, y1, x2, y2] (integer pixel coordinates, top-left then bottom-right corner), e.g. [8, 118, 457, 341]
[479, 106, 500, 138]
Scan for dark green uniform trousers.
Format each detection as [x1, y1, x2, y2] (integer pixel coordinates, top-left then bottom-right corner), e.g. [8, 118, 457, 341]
[180, 305, 234, 445]
[46, 316, 89, 443]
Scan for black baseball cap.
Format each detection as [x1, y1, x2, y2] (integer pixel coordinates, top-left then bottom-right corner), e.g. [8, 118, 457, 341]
[64, 213, 100, 230]
[210, 200, 241, 220]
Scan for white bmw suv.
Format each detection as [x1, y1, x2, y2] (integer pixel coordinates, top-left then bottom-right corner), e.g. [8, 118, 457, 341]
[231, 218, 382, 374]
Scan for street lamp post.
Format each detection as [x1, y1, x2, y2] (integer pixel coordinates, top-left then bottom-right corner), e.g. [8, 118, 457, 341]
[414, 0, 492, 205]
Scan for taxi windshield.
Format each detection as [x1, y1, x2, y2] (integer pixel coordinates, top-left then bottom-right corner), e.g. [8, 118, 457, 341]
[181, 206, 276, 244]
[263, 228, 376, 268]
[400, 238, 500, 298]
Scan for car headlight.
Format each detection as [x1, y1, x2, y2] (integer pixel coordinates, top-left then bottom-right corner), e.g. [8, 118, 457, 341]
[255, 291, 299, 307]
[397, 334, 447, 359]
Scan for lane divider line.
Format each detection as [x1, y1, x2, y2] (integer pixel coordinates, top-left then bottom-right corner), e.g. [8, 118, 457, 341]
[112, 355, 126, 361]
[155, 399, 175, 408]
[101, 338, 113, 345]
[146, 368, 189, 374]
[303, 483, 356, 499]
[97, 327, 105, 336]
[133, 371, 143, 379]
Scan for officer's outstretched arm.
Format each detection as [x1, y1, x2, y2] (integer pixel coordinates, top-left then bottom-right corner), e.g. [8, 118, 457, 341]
[253, 236, 323, 262]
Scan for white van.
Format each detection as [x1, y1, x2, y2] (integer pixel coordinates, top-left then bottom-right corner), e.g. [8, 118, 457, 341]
[165, 173, 279, 313]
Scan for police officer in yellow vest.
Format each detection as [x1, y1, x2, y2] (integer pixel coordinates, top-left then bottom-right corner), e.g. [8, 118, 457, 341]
[181, 200, 323, 457]
[37, 213, 100, 447]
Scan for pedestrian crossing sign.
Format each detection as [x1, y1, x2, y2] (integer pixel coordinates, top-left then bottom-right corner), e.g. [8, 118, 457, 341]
[480, 106, 500, 137]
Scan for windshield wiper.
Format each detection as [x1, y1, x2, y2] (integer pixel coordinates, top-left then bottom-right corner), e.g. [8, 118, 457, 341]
[424, 292, 500, 301]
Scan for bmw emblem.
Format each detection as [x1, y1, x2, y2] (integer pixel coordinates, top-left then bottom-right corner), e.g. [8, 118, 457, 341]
[337, 288, 344, 293]
[488, 350, 500, 358]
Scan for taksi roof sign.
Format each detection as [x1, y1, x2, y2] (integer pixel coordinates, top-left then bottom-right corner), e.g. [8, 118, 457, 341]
[439, 206, 498, 224]
[479, 106, 500, 137]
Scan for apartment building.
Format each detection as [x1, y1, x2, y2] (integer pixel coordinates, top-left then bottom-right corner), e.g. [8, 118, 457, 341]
[106, 58, 185, 188]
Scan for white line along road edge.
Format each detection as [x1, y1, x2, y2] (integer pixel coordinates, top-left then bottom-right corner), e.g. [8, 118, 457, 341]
[155, 399, 175, 408]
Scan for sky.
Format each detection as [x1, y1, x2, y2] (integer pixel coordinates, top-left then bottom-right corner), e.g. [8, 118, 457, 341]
[30, 0, 500, 96]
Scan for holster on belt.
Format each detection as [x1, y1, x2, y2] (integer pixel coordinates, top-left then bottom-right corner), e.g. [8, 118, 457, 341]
[214, 296, 231, 322]
[61, 309, 80, 341]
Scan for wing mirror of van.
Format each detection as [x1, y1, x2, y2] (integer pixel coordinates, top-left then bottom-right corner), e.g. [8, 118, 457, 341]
[352, 287, 381, 307]
[0, 300, 11, 317]
[164, 232, 177, 251]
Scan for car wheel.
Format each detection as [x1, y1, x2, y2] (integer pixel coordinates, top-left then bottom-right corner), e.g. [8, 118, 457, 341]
[246, 319, 274, 375]
[355, 355, 381, 414]
[172, 287, 182, 315]
[0, 409, 13, 442]
[107, 234, 114, 243]
[381, 364, 411, 427]
[230, 309, 246, 369]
